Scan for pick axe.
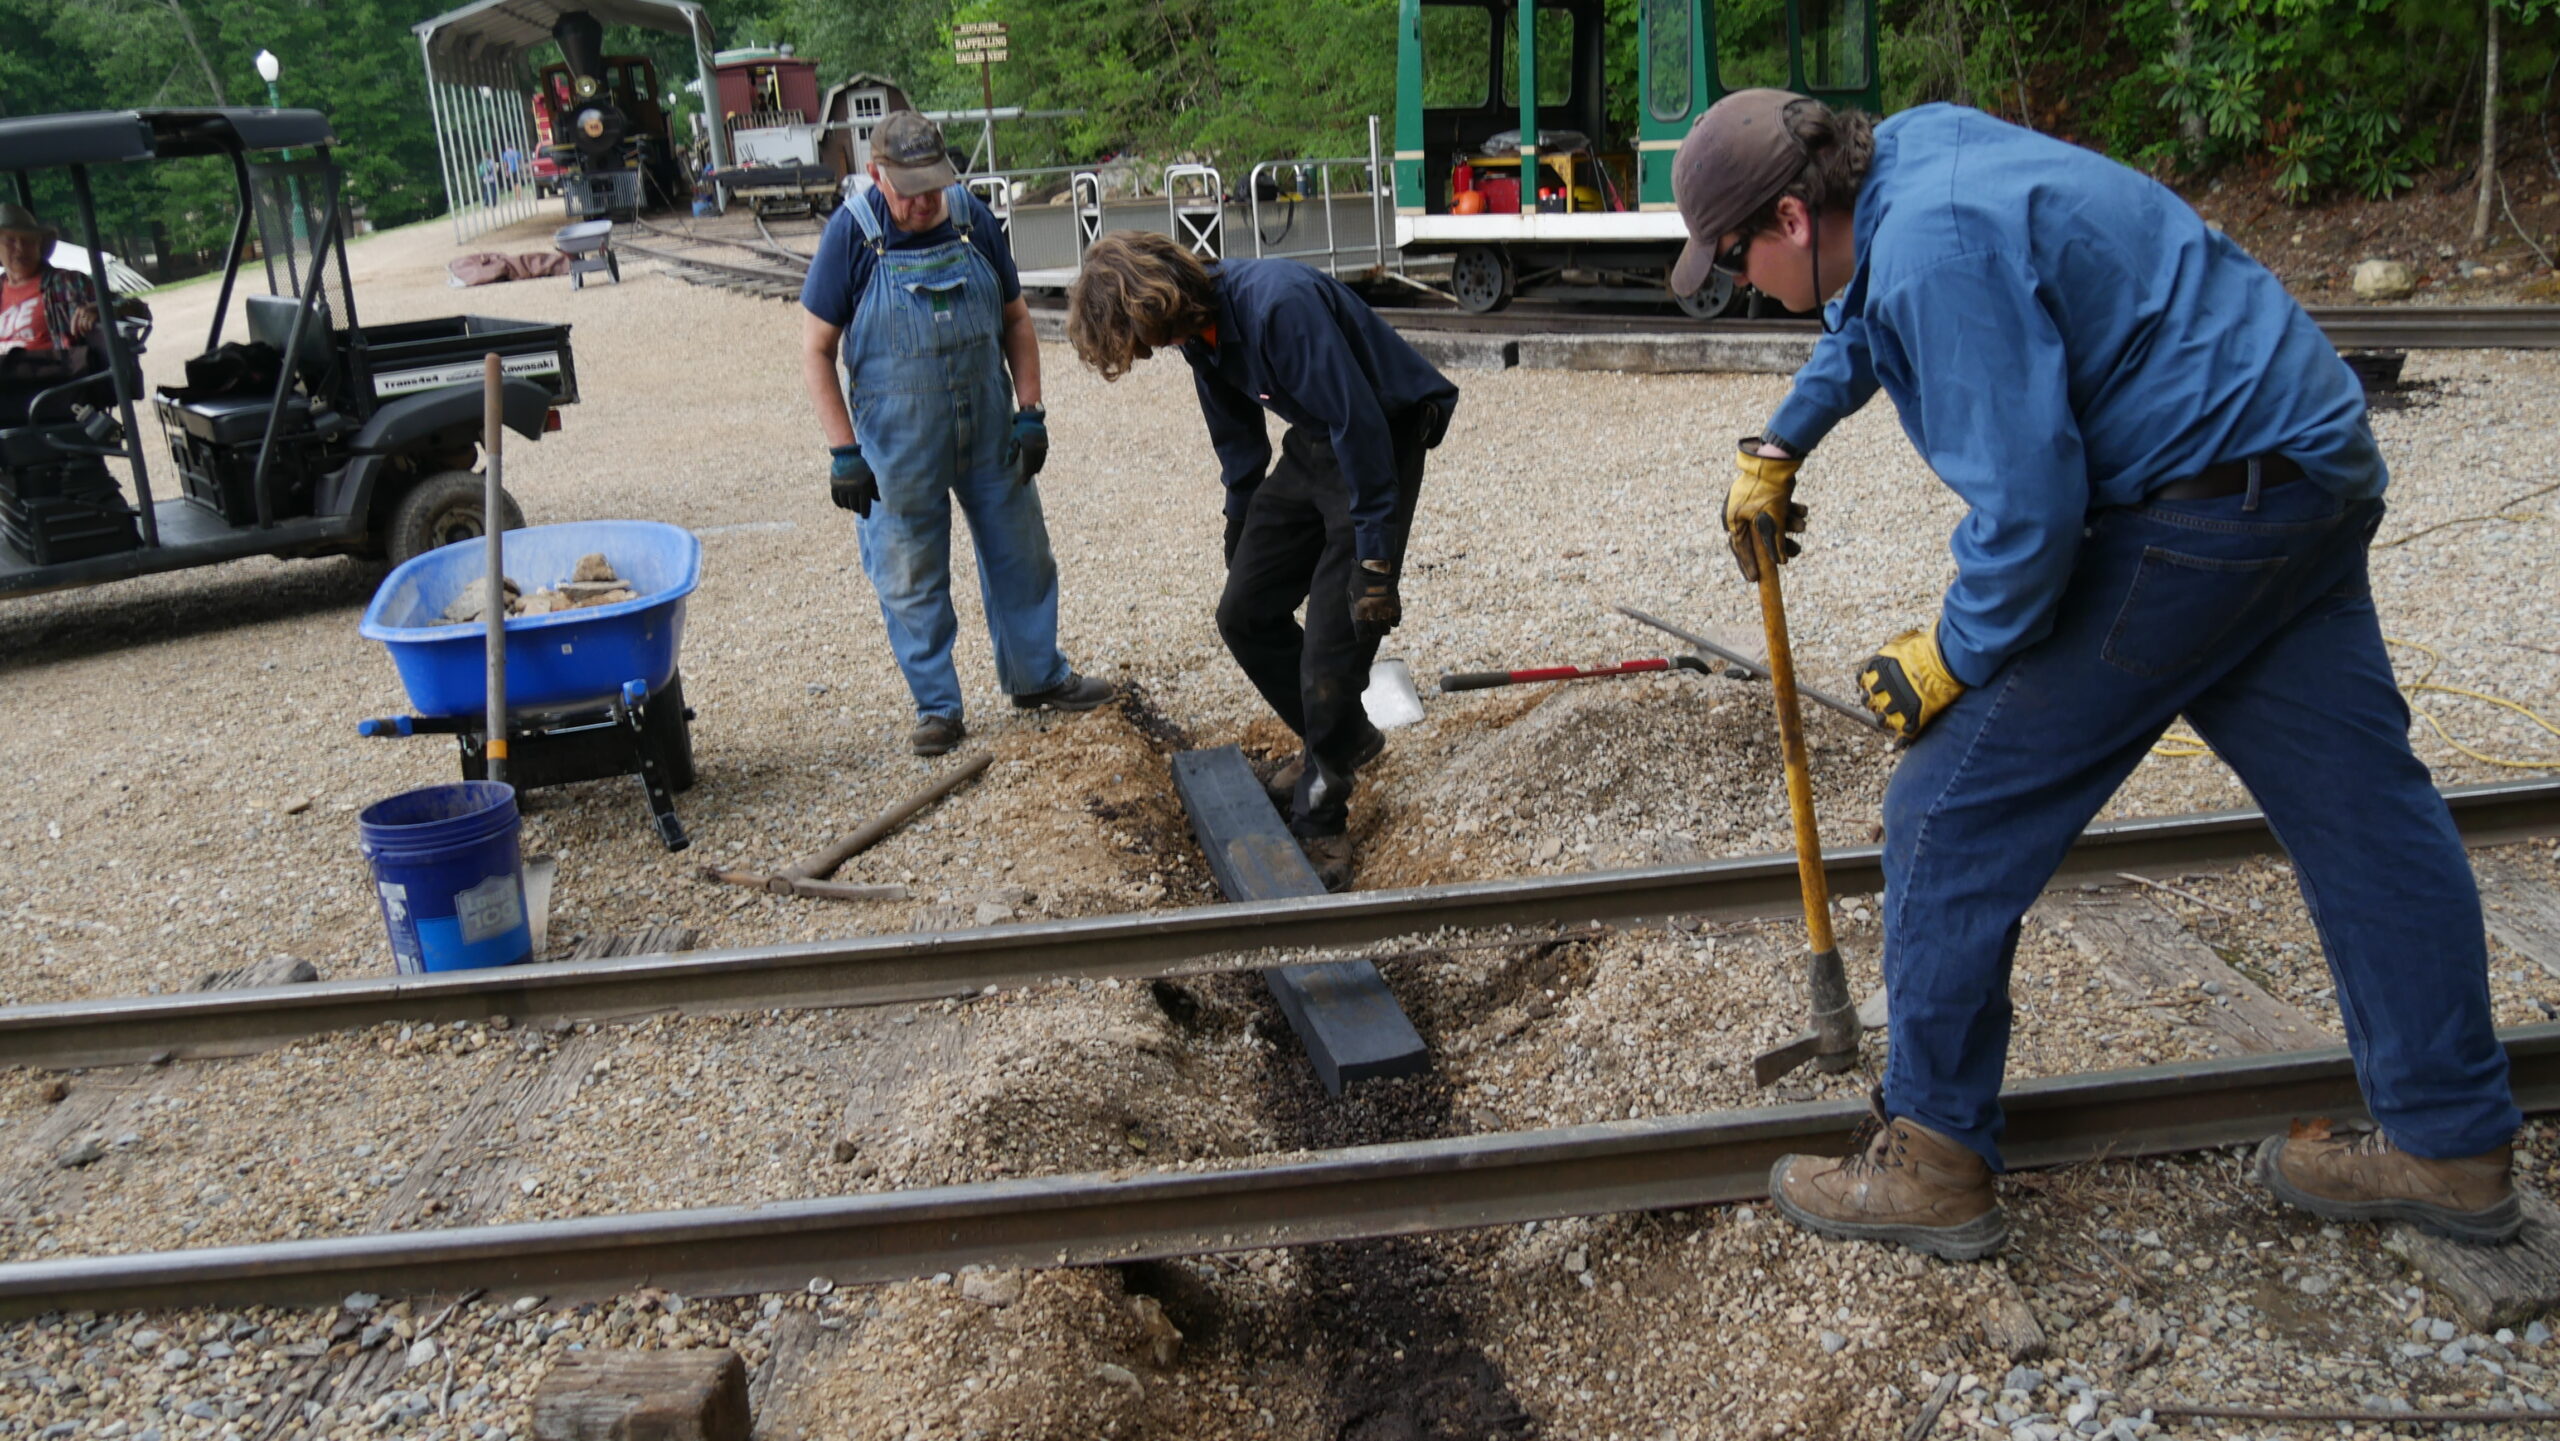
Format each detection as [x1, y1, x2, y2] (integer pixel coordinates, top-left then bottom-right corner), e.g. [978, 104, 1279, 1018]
[1739, 518, 1863, 1084]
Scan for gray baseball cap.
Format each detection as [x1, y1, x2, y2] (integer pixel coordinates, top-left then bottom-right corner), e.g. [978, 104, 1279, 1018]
[1669, 89, 1811, 297]
[871, 110, 958, 194]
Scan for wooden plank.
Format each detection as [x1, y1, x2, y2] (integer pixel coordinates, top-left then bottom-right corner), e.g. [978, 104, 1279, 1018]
[2478, 850, 2560, 978]
[2060, 884, 2560, 1327]
[531, 1348, 751, 1441]
[2387, 1193, 2560, 1332]
[564, 924, 703, 962]
[2046, 891, 2327, 1056]
[1169, 746, 1429, 1095]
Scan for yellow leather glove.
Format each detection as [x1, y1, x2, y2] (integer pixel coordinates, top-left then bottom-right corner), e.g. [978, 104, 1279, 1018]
[1727, 438, 1808, 582]
[1859, 627, 1967, 741]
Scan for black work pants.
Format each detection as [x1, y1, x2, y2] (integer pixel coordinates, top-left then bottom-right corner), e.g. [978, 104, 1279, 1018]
[1216, 409, 1431, 838]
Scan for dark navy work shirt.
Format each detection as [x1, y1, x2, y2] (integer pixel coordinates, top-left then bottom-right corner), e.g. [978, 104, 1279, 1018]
[1767, 105, 2378, 685]
[1178, 259, 1459, 562]
[800, 186, 1023, 364]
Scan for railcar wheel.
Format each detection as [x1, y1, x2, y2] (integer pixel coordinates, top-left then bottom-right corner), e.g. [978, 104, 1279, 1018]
[384, 469, 527, 568]
[1670, 266, 1738, 319]
[1451, 244, 1514, 314]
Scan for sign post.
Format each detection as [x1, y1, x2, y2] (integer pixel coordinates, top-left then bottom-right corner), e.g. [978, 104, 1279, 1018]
[952, 21, 1008, 172]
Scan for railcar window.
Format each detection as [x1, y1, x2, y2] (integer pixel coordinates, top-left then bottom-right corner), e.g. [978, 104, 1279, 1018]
[1421, 5, 1493, 109]
[1715, 0, 1790, 92]
[1645, 0, 1693, 120]
[1501, 6, 1576, 106]
[1800, 0, 1869, 89]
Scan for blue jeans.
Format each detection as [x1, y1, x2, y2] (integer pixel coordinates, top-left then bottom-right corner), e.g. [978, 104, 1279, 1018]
[843, 190, 1070, 721]
[1881, 477, 2520, 1168]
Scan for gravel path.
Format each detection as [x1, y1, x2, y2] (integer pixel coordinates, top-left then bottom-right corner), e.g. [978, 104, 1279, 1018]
[3, 212, 2557, 1439]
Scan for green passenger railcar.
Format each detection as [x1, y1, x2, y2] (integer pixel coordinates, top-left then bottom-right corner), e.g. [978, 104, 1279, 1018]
[1390, 0, 1879, 316]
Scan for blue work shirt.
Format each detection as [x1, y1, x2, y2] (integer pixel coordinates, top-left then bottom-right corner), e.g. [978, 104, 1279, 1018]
[800, 186, 1022, 364]
[1179, 259, 1460, 562]
[1766, 105, 2380, 686]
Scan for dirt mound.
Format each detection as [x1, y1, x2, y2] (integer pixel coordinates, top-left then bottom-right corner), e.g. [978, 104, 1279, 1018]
[1354, 672, 1894, 892]
[867, 987, 1273, 1189]
[921, 699, 1219, 919]
[805, 1268, 1231, 1439]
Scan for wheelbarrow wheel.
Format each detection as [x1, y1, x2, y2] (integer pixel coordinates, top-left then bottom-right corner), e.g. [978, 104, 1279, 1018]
[385, 469, 526, 567]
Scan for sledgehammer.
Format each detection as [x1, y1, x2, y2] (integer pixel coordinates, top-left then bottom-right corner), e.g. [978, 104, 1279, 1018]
[1740, 522, 1862, 1084]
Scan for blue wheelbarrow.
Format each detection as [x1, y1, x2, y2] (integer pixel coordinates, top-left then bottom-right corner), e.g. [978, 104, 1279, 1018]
[359, 519, 702, 851]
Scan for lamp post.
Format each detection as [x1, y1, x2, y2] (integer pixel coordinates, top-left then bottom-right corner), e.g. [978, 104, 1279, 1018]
[254, 49, 310, 254]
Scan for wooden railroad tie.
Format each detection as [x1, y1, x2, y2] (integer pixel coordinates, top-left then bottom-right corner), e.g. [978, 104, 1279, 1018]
[1169, 745, 1429, 1095]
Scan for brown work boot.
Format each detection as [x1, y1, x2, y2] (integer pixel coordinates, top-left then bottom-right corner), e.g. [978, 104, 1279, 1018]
[1260, 729, 1387, 811]
[1768, 1095, 2008, 1261]
[909, 715, 965, 757]
[2256, 1125, 2520, 1245]
[1299, 833, 1353, 892]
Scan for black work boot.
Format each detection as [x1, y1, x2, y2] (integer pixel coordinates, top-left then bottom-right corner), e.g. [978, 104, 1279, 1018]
[1011, 672, 1115, 712]
[1768, 1092, 2008, 1261]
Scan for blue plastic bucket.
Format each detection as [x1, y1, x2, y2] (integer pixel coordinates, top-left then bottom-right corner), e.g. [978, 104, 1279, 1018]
[357, 782, 533, 974]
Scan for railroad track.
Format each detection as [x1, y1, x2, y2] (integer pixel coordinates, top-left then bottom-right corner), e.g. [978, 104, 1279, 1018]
[619, 217, 814, 300]
[618, 227, 2560, 349]
[6, 778, 2554, 1071]
[6, 1021, 2557, 1317]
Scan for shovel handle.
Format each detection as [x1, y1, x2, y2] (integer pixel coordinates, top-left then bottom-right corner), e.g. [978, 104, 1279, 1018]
[1750, 530, 1836, 959]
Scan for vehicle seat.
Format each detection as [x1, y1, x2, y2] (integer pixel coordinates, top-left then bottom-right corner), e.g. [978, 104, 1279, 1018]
[174, 393, 314, 446]
[243, 293, 340, 399]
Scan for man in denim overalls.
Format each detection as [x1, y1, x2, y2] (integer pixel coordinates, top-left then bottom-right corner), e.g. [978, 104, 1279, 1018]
[799, 112, 1111, 756]
[1670, 91, 2523, 1258]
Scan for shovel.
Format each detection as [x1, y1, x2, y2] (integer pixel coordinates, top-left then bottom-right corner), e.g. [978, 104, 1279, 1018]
[1739, 520, 1862, 1084]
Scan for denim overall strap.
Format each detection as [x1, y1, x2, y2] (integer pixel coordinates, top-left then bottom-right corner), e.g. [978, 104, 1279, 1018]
[841, 188, 1066, 720]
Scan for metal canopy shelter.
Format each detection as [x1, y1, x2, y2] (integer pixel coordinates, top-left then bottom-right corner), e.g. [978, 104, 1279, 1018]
[412, 0, 726, 243]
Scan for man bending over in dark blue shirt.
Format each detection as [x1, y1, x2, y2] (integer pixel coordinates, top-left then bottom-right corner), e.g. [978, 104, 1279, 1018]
[1066, 233, 1456, 890]
[1672, 90, 2522, 1260]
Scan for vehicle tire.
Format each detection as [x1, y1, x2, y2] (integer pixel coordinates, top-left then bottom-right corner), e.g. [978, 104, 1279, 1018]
[1451, 244, 1514, 314]
[384, 469, 527, 568]
[1670, 266, 1738, 319]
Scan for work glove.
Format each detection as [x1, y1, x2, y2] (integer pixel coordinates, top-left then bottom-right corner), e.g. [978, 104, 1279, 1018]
[1350, 559, 1401, 644]
[1859, 626, 1967, 742]
[829, 444, 878, 517]
[1223, 511, 1246, 567]
[1009, 406, 1048, 485]
[1727, 438, 1808, 583]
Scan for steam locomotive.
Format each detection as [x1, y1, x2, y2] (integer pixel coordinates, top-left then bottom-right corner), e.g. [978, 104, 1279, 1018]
[533, 10, 689, 220]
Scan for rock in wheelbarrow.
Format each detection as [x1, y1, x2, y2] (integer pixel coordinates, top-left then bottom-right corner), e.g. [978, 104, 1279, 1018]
[438, 576, 522, 625]
[573, 552, 620, 584]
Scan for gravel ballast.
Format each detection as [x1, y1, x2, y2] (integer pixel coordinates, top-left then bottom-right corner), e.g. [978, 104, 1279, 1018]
[2, 211, 2557, 1439]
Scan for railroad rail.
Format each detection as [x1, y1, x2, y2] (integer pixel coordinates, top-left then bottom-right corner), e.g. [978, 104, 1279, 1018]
[5, 779, 2555, 1071]
[6, 1024, 2558, 1317]
[611, 228, 2560, 350]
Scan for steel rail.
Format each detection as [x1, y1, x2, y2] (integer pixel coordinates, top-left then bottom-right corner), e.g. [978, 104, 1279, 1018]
[8, 1023, 2559, 1318]
[1343, 302, 2560, 349]
[628, 215, 816, 271]
[5, 780, 2555, 1072]
[616, 240, 809, 289]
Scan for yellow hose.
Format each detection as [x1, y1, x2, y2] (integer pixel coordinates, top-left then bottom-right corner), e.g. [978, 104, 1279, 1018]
[2147, 636, 2558, 769]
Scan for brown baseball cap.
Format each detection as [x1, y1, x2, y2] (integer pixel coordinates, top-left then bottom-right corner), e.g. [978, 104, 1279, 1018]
[871, 110, 958, 194]
[1669, 89, 1812, 297]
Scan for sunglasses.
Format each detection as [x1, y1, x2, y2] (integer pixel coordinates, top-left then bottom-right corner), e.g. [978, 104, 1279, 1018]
[1710, 231, 1756, 280]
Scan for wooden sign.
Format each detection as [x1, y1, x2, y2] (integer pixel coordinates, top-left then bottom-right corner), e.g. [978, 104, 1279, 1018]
[954, 21, 1008, 65]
